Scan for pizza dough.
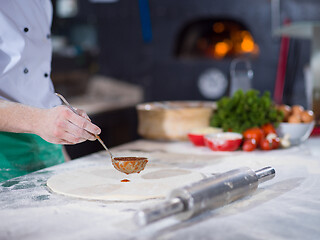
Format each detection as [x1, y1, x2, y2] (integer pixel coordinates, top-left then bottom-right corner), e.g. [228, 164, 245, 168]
[47, 166, 204, 201]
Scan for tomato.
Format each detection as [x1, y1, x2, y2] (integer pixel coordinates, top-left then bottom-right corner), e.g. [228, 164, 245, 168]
[261, 123, 276, 136]
[260, 138, 273, 150]
[242, 139, 257, 152]
[243, 127, 264, 143]
[265, 133, 280, 150]
[271, 137, 280, 149]
[260, 136, 280, 150]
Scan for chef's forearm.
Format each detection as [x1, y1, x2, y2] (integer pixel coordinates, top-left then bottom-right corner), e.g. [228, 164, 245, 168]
[0, 99, 42, 134]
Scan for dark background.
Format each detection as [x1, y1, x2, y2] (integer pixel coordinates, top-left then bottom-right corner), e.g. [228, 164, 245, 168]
[50, 0, 320, 158]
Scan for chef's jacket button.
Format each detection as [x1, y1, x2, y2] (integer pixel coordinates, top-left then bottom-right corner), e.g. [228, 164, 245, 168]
[23, 68, 29, 74]
[46, 34, 51, 39]
[44, 73, 49, 78]
[24, 27, 29, 33]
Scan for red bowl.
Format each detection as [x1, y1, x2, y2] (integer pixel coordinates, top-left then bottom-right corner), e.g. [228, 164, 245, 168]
[188, 133, 206, 146]
[188, 127, 223, 146]
[204, 132, 243, 151]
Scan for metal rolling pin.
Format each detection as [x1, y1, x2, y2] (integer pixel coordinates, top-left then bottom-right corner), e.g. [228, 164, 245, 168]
[135, 166, 275, 226]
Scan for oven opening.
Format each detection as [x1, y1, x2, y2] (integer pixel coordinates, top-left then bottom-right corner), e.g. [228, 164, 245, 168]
[175, 19, 259, 59]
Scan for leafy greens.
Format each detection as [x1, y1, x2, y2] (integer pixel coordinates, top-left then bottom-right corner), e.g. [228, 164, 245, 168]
[210, 89, 284, 133]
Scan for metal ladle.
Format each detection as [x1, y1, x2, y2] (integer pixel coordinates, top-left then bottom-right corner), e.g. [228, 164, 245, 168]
[55, 93, 148, 175]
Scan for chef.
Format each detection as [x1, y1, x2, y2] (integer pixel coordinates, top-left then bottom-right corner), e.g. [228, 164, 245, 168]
[0, 0, 101, 182]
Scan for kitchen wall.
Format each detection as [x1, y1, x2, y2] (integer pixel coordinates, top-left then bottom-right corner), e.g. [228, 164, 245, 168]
[52, 0, 320, 107]
[89, 0, 320, 106]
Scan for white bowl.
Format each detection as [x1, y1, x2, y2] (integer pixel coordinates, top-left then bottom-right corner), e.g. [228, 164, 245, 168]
[276, 121, 315, 145]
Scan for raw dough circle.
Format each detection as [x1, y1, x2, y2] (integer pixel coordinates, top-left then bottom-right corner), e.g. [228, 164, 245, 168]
[47, 166, 204, 201]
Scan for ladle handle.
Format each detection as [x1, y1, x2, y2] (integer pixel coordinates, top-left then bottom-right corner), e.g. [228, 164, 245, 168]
[96, 136, 114, 159]
[55, 93, 114, 160]
[55, 93, 79, 115]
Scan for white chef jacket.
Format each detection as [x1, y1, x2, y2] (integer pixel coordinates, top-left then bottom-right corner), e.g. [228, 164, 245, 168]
[0, 0, 61, 108]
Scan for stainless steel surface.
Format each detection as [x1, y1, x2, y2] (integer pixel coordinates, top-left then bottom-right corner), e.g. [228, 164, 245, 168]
[55, 93, 114, 160]
[271, 0, 280, 37]
[136, 166, 276, 225]
[229, 58, 253, 96]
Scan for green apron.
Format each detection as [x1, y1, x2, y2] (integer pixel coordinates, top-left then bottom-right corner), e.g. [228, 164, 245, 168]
[0, 132, 65, 182]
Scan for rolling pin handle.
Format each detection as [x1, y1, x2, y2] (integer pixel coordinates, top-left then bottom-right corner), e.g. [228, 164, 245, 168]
[135, 197, 185, 226]
[255, 166, 276, 184]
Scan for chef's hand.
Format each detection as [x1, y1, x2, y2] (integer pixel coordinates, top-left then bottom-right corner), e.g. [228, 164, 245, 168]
[36, 105, 101, 144]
